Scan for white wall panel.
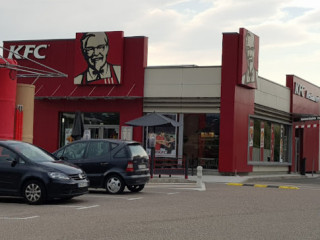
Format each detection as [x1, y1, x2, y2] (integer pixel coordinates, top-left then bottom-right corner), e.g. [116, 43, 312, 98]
[144, 66, 221, 98]
[255, 77, 290, 112]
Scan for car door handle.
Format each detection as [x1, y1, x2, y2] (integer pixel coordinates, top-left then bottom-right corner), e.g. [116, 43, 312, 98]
[100, 163, 109, 166]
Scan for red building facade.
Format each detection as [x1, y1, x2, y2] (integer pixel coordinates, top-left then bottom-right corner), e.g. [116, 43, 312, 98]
[2, 28, 320, 174]
[3, 32, 148, 152]
[287, 76, 320, 173]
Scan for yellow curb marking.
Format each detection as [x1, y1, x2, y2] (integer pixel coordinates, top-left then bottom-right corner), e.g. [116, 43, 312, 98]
[227, 183, 299, 190]
[279, 186, 300, 190]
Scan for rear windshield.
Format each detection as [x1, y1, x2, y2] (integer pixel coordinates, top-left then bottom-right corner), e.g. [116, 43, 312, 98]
[128, 144, 148, 158]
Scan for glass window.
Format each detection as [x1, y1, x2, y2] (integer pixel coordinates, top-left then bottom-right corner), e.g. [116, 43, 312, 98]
[0, 146, 17, 162]
[264, 122, 271, 150]
[111, 143, 119, 150]
[6, 142, 55, 162]
[128, 144, 148, 158]
[253, 119, 261, 148]
[87, 141, 109, 159]
[146, 114, 178, 158]
[183, 113, 220, 169]
[274, 124, 280, 162]
[114, 147, 129, 158]
[59, 112, 120, 147]
[249, 118, 289, 163]
[55, 149, 64, 159]
[63, 142, 87, 160]
[83, 113, 119, 125]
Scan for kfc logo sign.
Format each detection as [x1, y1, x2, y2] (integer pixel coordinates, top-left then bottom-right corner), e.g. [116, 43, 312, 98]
[294, 82, 320, 103]
[8, 44, 48, 59]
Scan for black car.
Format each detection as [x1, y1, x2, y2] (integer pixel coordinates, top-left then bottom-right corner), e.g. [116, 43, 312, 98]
[0, 140, 89, 204]
[53, 139, 150, 194]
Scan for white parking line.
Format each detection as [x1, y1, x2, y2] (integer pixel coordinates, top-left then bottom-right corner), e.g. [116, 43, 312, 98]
[167, 192, 180, 195]
[76, 205, 100, 210]
[60, 205, 100, 210]
[86, 195, 127, 199]
[0, 216, 39, 220]
[171, 182, 206, 191]
[86, 195, 143, 201]
[127, 197, 143, 201]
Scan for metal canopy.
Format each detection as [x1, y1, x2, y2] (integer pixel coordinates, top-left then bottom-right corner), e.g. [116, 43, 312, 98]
[292, 113, 320, 122]
[0, 46, 67, 79]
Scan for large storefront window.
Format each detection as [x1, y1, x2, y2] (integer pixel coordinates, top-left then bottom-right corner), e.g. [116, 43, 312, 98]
[146, 114, 178, 158]
[183, 113, 220, 169]
[249, 118, 289, 163]
[59, 112, 119, 147]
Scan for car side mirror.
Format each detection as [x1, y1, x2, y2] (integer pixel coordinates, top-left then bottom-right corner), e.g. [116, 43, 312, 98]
[11, 159, 18, 167]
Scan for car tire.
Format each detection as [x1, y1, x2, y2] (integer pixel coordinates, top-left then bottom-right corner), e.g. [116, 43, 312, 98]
[23, 180, 46, 205]
[127, 184, 145, 193]
[105, 174, 125, 194]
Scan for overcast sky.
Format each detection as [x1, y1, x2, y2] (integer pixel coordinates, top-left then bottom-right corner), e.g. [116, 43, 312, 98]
[1, 0, 319, 86]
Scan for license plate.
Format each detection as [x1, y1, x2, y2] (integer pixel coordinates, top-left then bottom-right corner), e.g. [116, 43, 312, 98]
[78, 182, 88, 188]
[138, 164, 146, 169]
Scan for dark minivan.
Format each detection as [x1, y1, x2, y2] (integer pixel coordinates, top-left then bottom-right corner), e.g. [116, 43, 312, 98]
[53, 139, 150, 194]
[0, 140, 89, 204]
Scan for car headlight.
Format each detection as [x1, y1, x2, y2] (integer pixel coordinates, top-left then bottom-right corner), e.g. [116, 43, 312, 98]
[48, 172, 70, 180]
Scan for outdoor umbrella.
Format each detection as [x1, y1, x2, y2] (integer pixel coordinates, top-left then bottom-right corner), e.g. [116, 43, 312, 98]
[71, 112, 84, 140]
[125, 112, 182, 127]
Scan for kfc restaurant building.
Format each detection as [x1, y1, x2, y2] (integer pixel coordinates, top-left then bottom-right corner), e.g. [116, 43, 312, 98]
[2, 28, 320, 175]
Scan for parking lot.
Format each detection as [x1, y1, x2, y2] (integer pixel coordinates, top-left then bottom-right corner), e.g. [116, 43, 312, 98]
[2, 179, 320, 240]
[0, 182, 205, 240]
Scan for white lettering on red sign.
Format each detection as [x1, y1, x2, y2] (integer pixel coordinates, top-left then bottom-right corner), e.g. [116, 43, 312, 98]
[8, 44, 48, 59]
[294, 82, 305, 97]
[294, 82, 319, 103]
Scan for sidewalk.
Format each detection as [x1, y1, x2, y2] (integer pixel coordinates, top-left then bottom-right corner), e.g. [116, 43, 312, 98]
[148, 173, 319, 184]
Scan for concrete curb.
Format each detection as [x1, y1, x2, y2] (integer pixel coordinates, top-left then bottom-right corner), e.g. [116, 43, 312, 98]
[148, 178, 194, 184]
[147, 173, 319, 184]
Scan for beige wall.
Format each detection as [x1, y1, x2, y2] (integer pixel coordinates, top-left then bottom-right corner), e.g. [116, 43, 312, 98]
[144, 66, 221, 98]
[16, 84, 35, 143]
[255, 77, 290, 113]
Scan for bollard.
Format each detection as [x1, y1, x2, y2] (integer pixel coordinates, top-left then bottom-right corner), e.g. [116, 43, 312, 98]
[300, 158, 306, 175]
[197, 166, 203, 188]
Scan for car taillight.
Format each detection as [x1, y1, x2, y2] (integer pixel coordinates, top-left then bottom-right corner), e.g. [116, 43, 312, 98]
[126, 161, 134, 172]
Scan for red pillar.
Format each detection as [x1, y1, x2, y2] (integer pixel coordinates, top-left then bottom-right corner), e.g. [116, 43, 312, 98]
[0, 59, 17, 139]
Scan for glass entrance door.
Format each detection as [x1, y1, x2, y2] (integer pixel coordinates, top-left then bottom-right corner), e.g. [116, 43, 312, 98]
[85, 125, 119, 139]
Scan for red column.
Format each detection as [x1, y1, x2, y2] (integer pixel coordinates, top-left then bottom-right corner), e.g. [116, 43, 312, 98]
[0, 59, 17, 139]
[14, 105, 23, 141]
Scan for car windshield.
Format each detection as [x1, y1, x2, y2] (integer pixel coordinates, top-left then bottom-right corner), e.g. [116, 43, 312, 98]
[8, 142, 55, 163]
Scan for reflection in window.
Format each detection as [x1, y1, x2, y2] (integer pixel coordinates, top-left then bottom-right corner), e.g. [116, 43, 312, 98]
[87, 142, 109, 158]
[63, 142, 87, 160]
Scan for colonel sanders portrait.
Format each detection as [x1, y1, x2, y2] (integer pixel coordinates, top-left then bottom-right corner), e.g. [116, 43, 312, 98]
[241, 31, 258, 85]
[74, 32, 121, 85]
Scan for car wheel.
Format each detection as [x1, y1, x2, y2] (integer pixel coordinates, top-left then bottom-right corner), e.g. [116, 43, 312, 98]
[127, 184, 145, 193]
[105, 174, 125, 194]
[23, 180, 46, 205]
